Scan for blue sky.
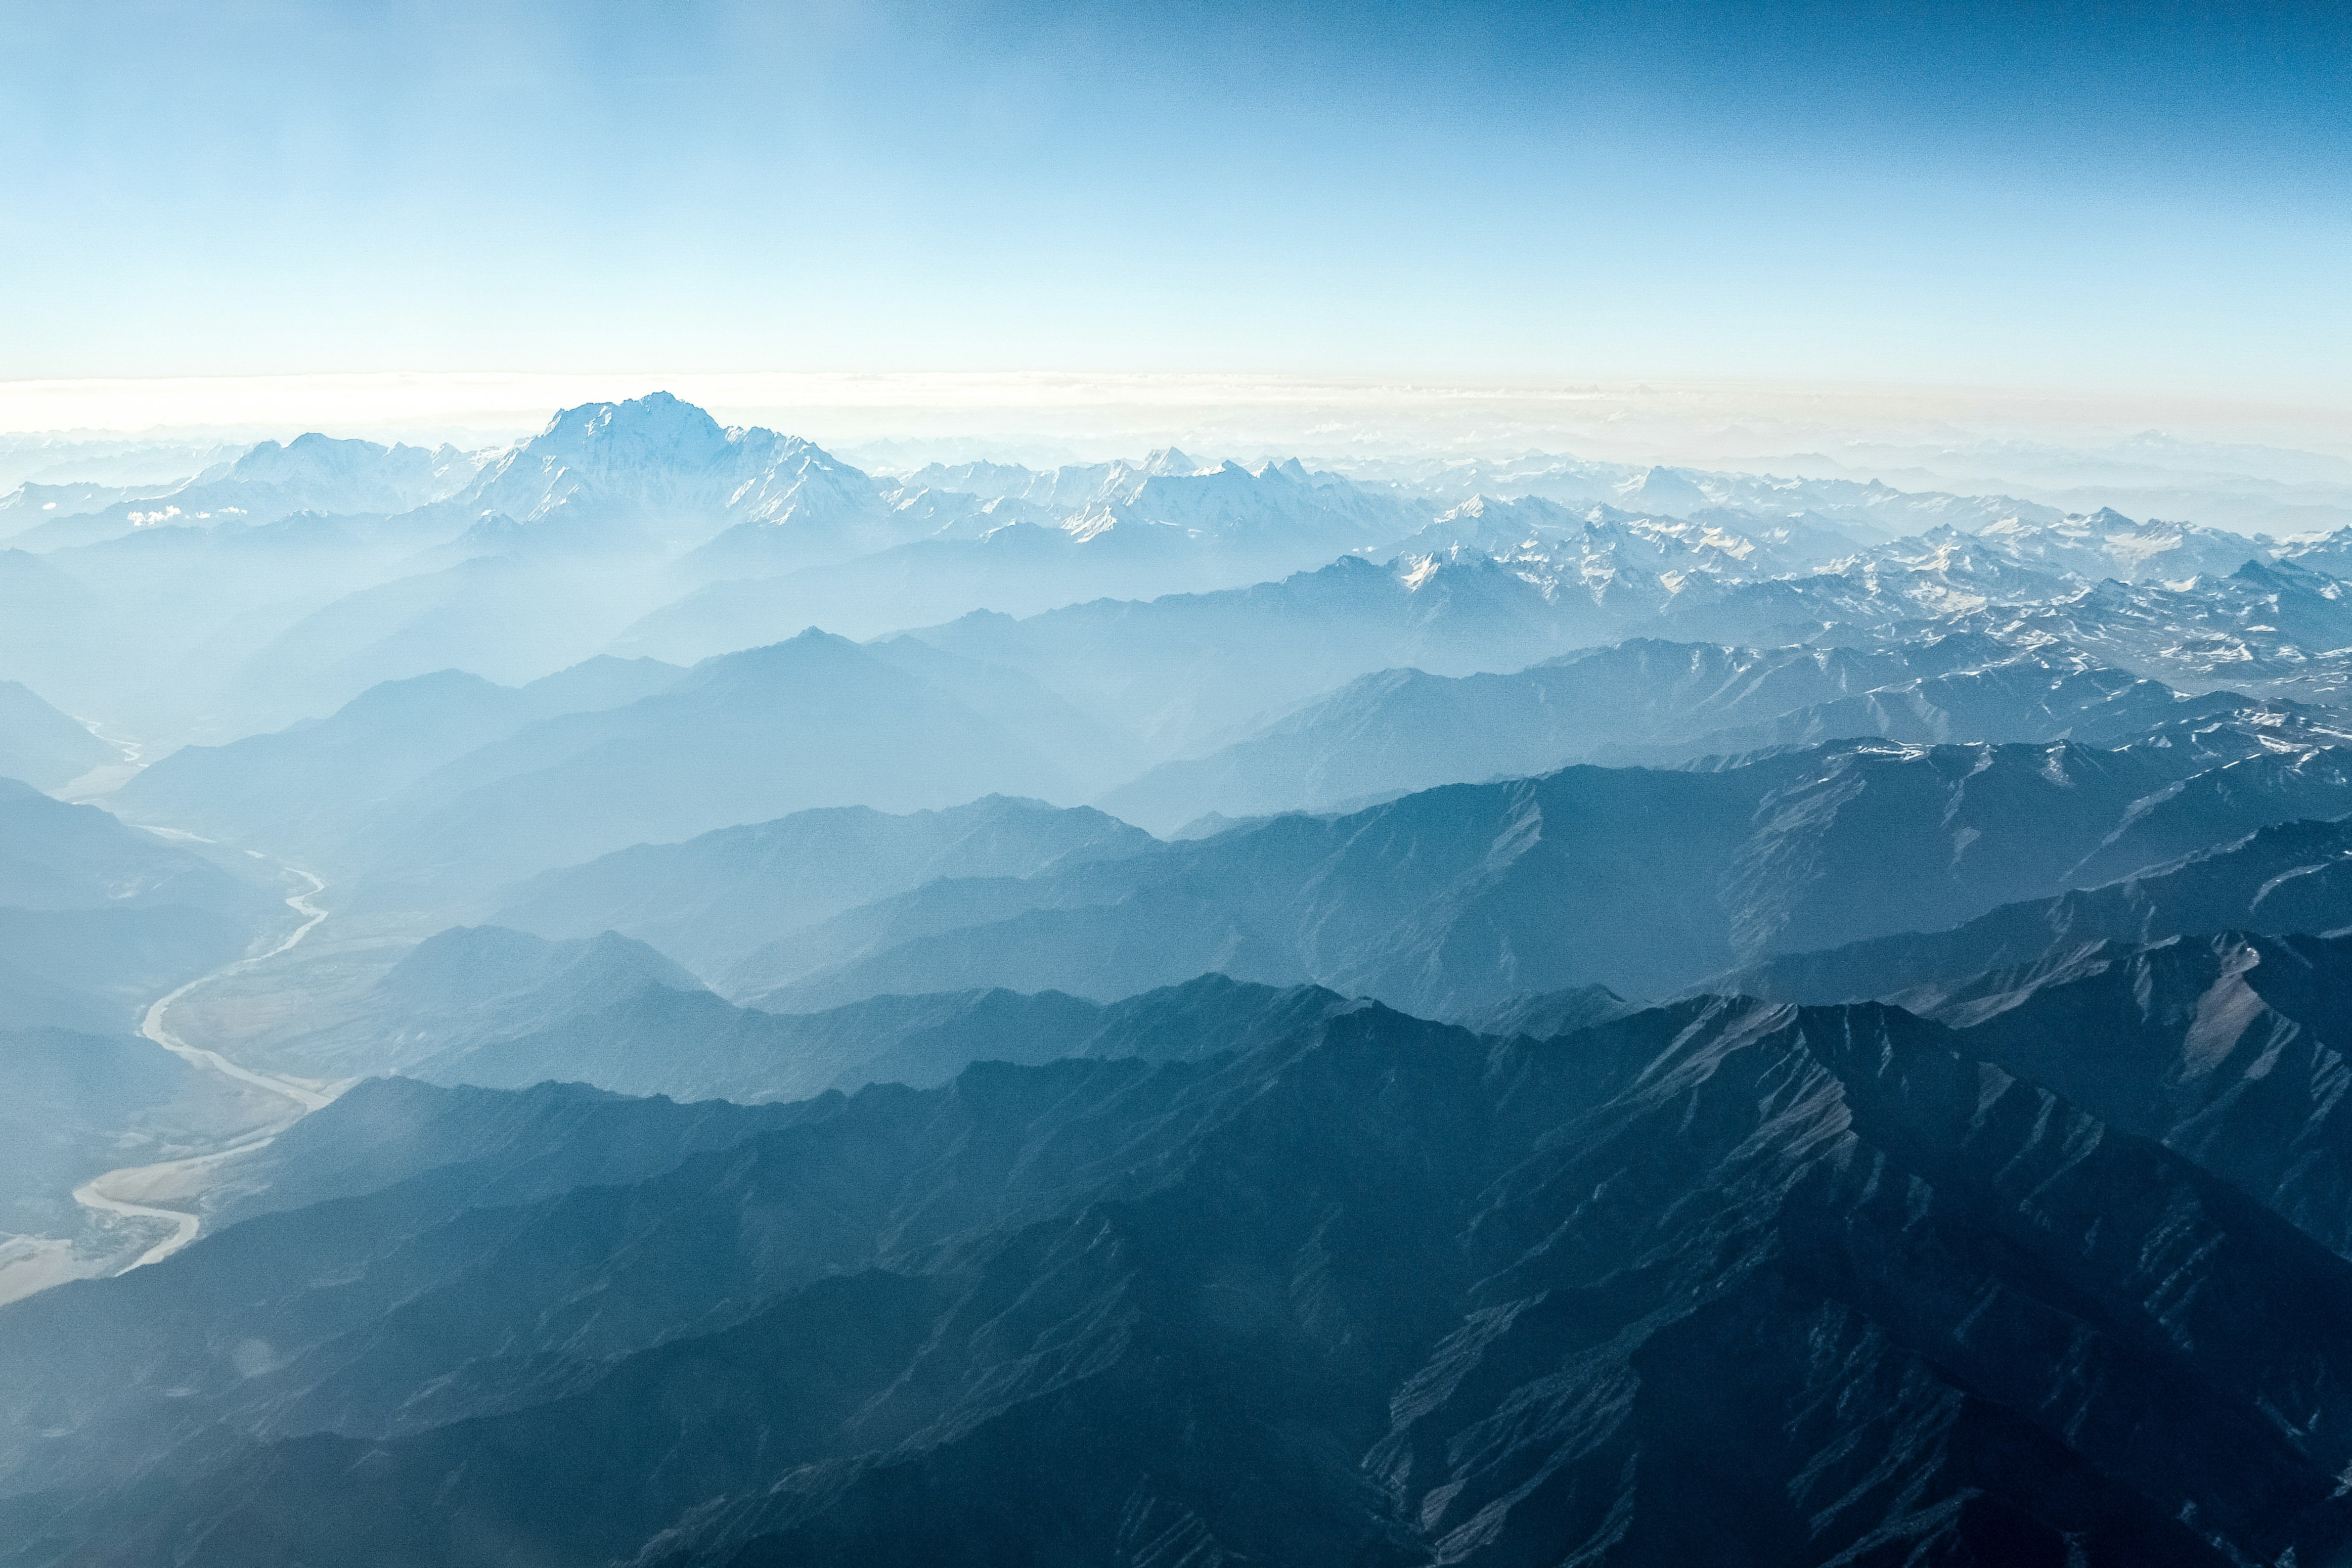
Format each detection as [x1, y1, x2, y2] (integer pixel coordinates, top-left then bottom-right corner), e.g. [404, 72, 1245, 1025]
[4, 1, 2346, 398]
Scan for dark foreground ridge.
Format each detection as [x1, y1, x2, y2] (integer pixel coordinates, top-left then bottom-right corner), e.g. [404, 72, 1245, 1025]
[5, 968, 2351, 1566]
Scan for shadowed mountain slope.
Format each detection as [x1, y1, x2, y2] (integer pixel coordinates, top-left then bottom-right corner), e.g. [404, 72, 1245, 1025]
[262, 919, 1357, 1107]
[5, 995, 2350, 1565]
[1712, 815, 2352, 1007]
[734, 737, 2342, 1016]
[409, 970, 1361, 1105]
[1929, 930, 2352, 1259]
[1099, 635, 2283, 833]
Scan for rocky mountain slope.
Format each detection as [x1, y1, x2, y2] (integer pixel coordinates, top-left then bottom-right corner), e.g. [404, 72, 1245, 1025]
[1098, 633, 2330, 832]
[6, 990, 2349, 1565]
[731, 735, 2350, 1015]
[1715, 814, 2352, 1007]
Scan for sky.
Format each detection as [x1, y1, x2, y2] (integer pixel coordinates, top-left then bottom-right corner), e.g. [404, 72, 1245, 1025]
[3, 1, 2348, 413]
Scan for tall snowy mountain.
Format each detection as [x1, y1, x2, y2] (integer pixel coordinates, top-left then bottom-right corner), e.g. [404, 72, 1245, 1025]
[461, 396, 1428, 580]
[460, 392, 883, 552]
[1050, 454, 1425, 550]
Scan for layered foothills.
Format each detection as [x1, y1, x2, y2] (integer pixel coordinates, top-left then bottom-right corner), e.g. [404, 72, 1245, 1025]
[1, 393, 2348, 1567]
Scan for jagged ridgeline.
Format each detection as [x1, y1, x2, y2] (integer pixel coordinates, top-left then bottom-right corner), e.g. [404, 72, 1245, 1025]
[2, 394, 2351, 1566]
[8, 975, 2352, 1565]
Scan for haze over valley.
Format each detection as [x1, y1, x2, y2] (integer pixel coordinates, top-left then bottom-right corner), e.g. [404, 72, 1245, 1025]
[0, 381, 2345, 1563]
[7, 0, 2351, 1561]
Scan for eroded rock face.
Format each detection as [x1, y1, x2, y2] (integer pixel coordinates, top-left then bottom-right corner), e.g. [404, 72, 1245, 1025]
[1711, 817, 2352, 1010]
[1369, 999, 2347, 1568]
[7, 993, 2350, 1566]
[1933, 930, 2352, 1259]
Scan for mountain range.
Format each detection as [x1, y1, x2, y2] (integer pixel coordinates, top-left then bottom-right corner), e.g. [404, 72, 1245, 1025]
[338, 632, 1114, 908]
[722, 733, 2346, 1015]
[1097, 633, 2329, 832]
[0, 784, 284, 1252]
[9, 967, 2352, 1564]
[109, 657, 687, 863]
[0, 683, 113, 793]
[1713, 813, 2352, 1008]
[0, 435, 480, 552]
[2, 390, 2339, 755]
[108, 634, 1144, 911]
[10, 390, 2352, 1565]
[308, 927, 1363, 1105]
[491, 793, 1153, 976]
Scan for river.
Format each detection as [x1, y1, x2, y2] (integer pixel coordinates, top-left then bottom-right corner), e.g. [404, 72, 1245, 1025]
[70, 866, 338, 1272]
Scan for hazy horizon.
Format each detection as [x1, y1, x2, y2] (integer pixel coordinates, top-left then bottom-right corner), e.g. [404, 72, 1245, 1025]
[5, 369, 2348, 474]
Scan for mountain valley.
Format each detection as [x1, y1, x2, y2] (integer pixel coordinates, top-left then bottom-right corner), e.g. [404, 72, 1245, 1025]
[2, 391, 2349, 1567]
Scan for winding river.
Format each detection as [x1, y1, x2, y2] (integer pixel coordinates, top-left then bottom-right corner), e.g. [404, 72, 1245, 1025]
[71, 868, 337, 1271]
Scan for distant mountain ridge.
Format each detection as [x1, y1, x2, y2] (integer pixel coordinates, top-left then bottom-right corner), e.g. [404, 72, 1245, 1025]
[491, 793, 1155, 976]
[108, 633, 1135, 911]
[410, 963, 1364, 1106]
[1097, 633, 2323, 832]
[5, 390, 2346, 761]
[110, 656, 686, 861]
[730, 734, 2338, 1015]
[338, 630, 1106, 908]
[0, 682, 113, 792]
[1710, 814, 2352, 1008]
[0, 433, 479, 551]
